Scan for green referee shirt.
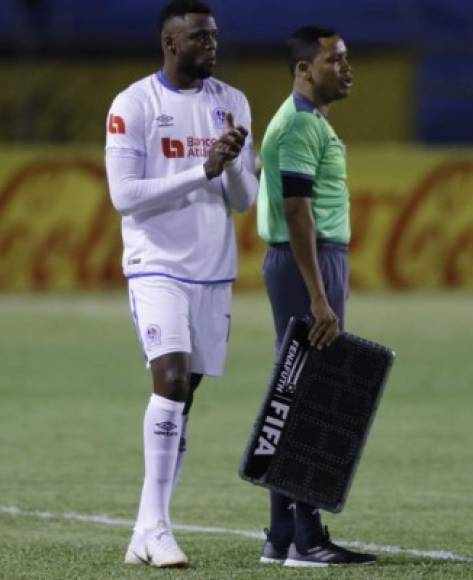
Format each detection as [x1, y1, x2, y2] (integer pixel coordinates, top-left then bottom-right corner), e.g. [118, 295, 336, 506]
[257, 92, 350, 244]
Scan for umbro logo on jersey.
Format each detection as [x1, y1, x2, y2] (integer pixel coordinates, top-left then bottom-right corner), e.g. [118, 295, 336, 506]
[108, 114, 126, 134]
[154, 421, 178, 436]
[156, 114, 174, 127]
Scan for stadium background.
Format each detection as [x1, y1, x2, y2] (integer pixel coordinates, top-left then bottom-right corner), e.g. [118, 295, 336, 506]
[1, 0, 472, 291]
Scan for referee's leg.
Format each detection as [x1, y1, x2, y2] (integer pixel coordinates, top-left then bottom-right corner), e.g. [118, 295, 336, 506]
[262, 244, 311, 552]
[261, 242, 349, 556]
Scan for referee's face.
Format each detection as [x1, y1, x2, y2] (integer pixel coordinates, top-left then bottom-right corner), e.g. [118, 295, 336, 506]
[170, 13, 218, 80]
[309, 35, 353, 104]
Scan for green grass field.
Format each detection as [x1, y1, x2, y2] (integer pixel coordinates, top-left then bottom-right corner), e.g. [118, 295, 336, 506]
[1, 292, 472, 580]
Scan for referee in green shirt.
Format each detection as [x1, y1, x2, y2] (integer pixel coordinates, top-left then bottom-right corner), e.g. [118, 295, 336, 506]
[257, 27, 376, 567]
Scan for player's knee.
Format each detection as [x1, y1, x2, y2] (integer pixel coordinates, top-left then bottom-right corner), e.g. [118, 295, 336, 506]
[158, 369, 189, 402]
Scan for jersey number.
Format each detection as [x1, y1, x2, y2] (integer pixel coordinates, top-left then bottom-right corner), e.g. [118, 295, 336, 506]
[162, 138, 185, 158]
[108, 114, 126, 134]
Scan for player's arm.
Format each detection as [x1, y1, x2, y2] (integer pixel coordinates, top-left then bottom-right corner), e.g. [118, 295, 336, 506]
[105, 93, 211, 217]
[221, 145, 258, 212]
[220, 98, 259, 212]
[106, 155, 209, 216]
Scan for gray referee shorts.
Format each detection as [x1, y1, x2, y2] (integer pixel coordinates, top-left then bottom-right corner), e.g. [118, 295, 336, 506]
[263, 240, 349, 349]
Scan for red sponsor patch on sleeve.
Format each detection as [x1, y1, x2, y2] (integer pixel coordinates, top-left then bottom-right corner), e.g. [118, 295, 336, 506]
[108, 114, 126, 134]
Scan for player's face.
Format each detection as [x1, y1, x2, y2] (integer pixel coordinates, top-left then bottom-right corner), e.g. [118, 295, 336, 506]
[309, 36, 353, 103]
[172, 14, 218, 79]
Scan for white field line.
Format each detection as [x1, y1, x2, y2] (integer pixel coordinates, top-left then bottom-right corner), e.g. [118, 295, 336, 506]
[1, 505, 472, 564]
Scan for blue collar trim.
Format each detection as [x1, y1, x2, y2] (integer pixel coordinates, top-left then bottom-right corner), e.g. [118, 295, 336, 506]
[157, 70, 203, 93]
[293, 91, 317, 113]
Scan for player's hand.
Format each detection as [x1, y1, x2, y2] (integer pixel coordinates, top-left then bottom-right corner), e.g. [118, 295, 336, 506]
[308, 297, 340, 350]
[204, 141, 231, 179]
[204, 112, 248, 179]
[224, 112, 248, 152]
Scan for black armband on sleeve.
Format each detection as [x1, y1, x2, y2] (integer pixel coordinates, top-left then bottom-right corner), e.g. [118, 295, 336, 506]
[281, 172, 314, 198]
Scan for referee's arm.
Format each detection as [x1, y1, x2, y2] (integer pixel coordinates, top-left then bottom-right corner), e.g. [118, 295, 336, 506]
[282, 175, 339, 349]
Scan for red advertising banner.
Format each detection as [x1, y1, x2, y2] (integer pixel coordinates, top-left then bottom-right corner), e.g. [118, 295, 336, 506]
[0, 146, 472, 291]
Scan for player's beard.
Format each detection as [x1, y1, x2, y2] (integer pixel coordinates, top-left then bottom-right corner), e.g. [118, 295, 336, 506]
[179, 54, 214, 80]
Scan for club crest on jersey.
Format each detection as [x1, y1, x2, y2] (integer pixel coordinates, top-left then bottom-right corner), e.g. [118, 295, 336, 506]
[145, 324, 161, 347]
[212, 108, 227, 129]
[156, 113, 174, 127]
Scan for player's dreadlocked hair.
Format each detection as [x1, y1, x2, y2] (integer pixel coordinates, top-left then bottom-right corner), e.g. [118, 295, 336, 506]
[158, 0, 212, 35]
[287, 26, 337, 77]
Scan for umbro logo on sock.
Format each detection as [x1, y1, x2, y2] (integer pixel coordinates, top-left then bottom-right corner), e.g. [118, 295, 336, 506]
[154, 421, 178, 436]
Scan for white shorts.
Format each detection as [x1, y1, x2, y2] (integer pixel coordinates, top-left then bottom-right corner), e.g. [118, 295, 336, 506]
[128, 277, 232, 377]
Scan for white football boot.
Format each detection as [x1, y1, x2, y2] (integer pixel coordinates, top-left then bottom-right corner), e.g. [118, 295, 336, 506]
[124, 521, 189, 568]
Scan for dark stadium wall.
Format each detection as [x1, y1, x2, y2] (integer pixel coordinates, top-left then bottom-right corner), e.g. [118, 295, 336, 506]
[1, 0, 472, 49]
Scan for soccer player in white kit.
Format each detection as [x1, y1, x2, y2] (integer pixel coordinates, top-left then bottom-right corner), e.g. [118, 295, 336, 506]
[105, 0, 258, 568]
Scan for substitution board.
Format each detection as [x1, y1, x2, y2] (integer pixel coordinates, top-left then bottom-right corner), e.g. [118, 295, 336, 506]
[239, 317, 395, 512]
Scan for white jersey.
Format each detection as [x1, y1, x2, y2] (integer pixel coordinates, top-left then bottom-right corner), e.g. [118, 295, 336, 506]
[105, 71, 257, 284]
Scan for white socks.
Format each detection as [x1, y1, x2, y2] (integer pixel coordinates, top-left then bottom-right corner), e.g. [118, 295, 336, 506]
[134, 394, 185, 534]
[172, 414, 189, 490]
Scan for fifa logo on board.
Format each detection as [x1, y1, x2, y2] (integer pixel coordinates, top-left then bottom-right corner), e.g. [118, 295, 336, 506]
[254, 400, 290, 456]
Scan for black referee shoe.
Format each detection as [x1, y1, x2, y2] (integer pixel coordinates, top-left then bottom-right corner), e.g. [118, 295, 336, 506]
[284, 527, 377, 567]
[260, 529, 289, 565]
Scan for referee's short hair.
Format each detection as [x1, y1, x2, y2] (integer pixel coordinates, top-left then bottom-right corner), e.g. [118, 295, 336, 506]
[287, 26, 337, 77]
[159, 0, 212, 35]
